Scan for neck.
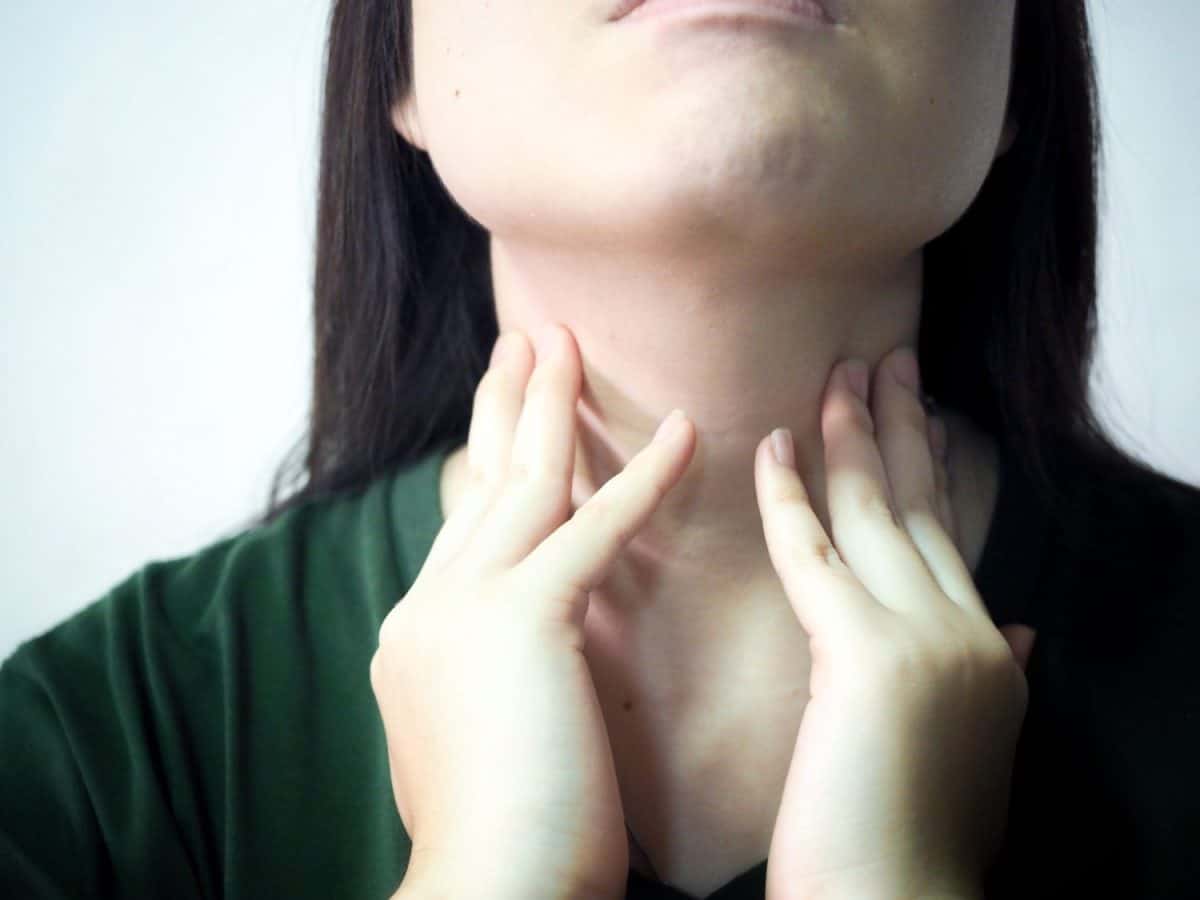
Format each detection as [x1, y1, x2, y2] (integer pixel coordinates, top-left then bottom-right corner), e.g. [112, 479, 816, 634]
[489, 234, 928, 614]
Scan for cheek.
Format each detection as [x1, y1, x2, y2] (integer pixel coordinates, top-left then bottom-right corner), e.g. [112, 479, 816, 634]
[854, 2, 1016, 239]
[408, 4, 579, 229]
[933, 7, 1016, 185]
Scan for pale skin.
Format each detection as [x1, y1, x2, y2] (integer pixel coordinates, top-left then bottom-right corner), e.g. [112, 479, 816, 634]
[391, 0, 1032, 895]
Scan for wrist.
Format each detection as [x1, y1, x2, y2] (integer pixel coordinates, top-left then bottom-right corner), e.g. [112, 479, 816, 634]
[397, 845, 620, 900]
[768, 885, 982, 900]
[766, 864, 983, 900]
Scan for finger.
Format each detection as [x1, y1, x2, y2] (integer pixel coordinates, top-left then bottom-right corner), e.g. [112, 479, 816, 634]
[753, 426, 885, 647]
[822, 358, 951, 619]
[1000, 624, 1038, 673]
[466, 322, 583, 571]
[468, 330, 534, 489]
[421, 331, 534, 573]
[521, 409, 694, 602]
[927, 414, 959, 545]
[872, 349, 983, 617]
[421, 454, 493, 574]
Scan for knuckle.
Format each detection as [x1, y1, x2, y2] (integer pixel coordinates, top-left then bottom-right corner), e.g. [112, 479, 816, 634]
[880, 640, 937, 682]
[506, 459, 537, 486]
[982, 633, 1019, 669]
[583, 495, 636, 551]
[637, 458, 672, 507]
[504, 460, 547, 489]
[825, 397, 863, 431]
[909, 409, 931, 442]
[469, 460, 503, 498]
[581, 493, 617, 532]
[897, 495, 939, 531]
[767, 477, 806, 508]
[582, 491, 614, 525]
[891, 475, 937, 513]
[855, 487, 900, 528]
[802, 538, 846, 570]
[506, 462, 568, 508]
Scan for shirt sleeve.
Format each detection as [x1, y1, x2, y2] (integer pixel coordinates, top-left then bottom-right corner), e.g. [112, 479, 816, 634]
[0, 661, 110, 898]
[1, 469, 418, 900]
[0, 577, 210, 900]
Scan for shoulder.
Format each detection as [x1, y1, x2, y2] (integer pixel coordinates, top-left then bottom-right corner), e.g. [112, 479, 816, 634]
[0, 457, 430, 897]
[1034, 446, 1200, 640]
[1, 458, 426, 693]
[995, 445, 1200, 896]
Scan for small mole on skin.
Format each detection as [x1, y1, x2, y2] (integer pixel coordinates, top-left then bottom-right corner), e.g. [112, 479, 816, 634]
[454, 89, 461, 98]
[622, 699, 634, 712]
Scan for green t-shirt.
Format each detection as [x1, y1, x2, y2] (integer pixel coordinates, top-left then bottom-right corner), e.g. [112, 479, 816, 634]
[3, 441, 1199, 899]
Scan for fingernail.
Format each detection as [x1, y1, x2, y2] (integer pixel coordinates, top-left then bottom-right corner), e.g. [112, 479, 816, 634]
[892, 347, 921, 393]
[846, 360, 869, 403]
[770, 428, 795, 469]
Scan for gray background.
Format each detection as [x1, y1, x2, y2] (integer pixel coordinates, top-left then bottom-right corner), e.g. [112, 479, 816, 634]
[2, 0, 1197, 661]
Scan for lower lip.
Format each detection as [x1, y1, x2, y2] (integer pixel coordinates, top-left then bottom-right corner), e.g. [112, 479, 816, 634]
[618, 0, 835, 28]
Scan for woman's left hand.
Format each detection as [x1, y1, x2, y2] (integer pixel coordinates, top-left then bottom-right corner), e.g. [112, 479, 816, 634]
[754, 346, 1037, 900]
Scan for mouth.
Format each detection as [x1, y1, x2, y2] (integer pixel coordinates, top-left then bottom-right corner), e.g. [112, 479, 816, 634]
[608, 0, 841, 26]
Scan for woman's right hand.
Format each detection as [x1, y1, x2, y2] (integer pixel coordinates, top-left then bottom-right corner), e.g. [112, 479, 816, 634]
[370, 322, 695, 900]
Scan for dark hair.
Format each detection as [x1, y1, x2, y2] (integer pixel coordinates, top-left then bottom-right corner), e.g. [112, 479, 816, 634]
[238, 0, 1180, 536]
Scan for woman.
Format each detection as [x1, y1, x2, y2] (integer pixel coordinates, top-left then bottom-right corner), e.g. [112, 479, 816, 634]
[2, 1, 1198, 898]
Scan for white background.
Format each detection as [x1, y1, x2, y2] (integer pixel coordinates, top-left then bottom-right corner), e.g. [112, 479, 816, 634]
[2, 0, 1197, 661]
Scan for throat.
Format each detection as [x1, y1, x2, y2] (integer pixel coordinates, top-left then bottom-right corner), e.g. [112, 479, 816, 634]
[584, 586, 810, 898]
[580, 415, 1000, 897]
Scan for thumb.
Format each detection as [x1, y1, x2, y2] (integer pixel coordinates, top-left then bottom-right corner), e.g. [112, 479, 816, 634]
[999, 624, 1038, 672]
